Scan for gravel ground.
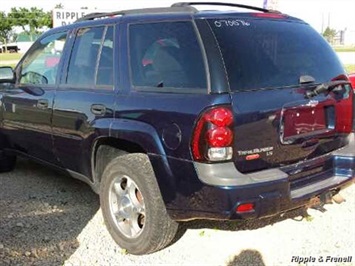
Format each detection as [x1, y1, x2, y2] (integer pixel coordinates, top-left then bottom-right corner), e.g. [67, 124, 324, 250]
[0, 159, 99, 265]
[0, 159, 354, 266]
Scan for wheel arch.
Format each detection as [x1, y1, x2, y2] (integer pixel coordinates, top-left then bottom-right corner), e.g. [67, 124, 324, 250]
[91, 137, 146, 191]
[91, 119, 170, 194]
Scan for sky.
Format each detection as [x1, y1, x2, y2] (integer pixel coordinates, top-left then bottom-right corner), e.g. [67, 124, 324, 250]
[1, 0, 355, 32]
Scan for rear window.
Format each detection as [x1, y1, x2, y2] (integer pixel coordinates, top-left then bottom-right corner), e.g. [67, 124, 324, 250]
[208, 18, 345, 91]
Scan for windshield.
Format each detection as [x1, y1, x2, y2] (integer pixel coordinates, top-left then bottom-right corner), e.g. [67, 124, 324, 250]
[208, 18, 345, 91]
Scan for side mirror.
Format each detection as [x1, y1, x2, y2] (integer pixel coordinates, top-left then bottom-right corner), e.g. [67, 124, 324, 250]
[0, 66, 15, 83]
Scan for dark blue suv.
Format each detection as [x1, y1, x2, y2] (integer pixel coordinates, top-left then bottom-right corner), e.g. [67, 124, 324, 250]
[0, 2, 354, 255]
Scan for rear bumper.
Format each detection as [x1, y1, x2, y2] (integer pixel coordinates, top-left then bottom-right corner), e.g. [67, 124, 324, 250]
[167, 133, 355, 221]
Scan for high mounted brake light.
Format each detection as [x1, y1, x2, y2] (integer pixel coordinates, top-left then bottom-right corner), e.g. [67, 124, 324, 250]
[252, 13, 285, 19]
[192, 106, 234, 162]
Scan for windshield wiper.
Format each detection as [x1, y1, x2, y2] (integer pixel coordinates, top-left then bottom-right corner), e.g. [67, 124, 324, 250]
[304, 80, 350, 99]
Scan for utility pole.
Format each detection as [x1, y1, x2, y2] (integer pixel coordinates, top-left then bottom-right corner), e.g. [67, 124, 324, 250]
[321, 13, 324, 33]
[263, 0, 279, 10]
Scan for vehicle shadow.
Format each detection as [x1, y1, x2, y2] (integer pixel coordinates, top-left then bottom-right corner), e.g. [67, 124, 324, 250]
[0, 159, 100, 266]
[172, 205, 307, 245]
[226, 249, 266, 266]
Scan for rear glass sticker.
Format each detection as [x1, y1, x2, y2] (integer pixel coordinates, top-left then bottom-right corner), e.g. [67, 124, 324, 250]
[214, 20, 250, 28]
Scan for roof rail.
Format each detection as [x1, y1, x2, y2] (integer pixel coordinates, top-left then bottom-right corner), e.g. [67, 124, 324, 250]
[75, 11, 123, 23]
[171, 2, 281, 13]
[75, 12, 122, 22]
[75, 2, 281, 23]
[75, 6, 196, 22]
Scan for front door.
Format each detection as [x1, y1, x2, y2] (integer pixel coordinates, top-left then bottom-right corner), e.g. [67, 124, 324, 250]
[2, 31, 68, 165]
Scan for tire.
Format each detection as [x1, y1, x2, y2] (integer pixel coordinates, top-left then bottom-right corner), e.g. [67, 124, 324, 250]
[0, 153, 16, 173]
[100, 153, 178, 255]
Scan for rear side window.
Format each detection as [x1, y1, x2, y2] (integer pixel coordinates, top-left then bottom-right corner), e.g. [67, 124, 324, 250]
[208, 18, 345, 91]
[129, 21, 207, 91]
[66, 26, 114, 87]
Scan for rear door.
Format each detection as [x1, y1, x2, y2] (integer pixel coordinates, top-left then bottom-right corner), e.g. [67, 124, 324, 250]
[206, 16, 353, 173]
[52, 25, 116, 179]
[1, 31, 68, 164]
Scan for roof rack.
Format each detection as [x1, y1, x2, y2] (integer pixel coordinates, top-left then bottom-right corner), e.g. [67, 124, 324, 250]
[171, 2, 281, 13]
[76, 12, 123, 22]
[75, 6, 196, 22]
[75, 2, 280, 23]
[76, 12, 119, 22]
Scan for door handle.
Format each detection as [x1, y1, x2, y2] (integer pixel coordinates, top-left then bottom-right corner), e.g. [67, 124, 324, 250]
[37, 99, 49, 109]
[91, 104, 106, 115]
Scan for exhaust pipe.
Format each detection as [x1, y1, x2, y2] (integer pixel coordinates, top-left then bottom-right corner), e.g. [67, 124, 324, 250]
[307, 190, 344, 213]
[332, 193, 346, 204]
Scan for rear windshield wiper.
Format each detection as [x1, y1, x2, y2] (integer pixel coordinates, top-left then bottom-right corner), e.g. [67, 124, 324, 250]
[304, 80, 350, 99]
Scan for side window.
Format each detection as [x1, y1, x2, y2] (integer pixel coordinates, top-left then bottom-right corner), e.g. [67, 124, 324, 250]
[97, 26, 114, 86]
[19, 32, 67, 85]
[129, 21, 207, 90]
[66, 26, 114, 87]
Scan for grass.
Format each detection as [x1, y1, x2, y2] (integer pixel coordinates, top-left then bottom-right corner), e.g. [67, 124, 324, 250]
[0, 53, 23, 61]
[0, 63, 17, 68]
[0, 53, 23, 68]
[345, 64, 355, 73]
[333, 46, 355, 52]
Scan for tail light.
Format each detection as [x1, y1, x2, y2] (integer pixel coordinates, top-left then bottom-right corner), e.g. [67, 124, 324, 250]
[332, 75, 353, 133]
[191, 106, 234, 162]
[349, 74, 355, 89]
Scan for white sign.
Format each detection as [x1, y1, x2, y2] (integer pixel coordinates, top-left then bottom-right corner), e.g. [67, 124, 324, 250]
[52, 9, 103, 28]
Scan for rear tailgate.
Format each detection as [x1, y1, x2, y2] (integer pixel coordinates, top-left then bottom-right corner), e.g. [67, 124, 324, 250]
[231, 87, 352, 173]
[207, 16, 353, 173]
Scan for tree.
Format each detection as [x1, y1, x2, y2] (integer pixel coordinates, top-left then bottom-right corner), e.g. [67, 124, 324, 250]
[0, 12, 12, 52]
[55, 3, 64, 9]
[322, 26, 337, 44]
[7, 7, 52, 40]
